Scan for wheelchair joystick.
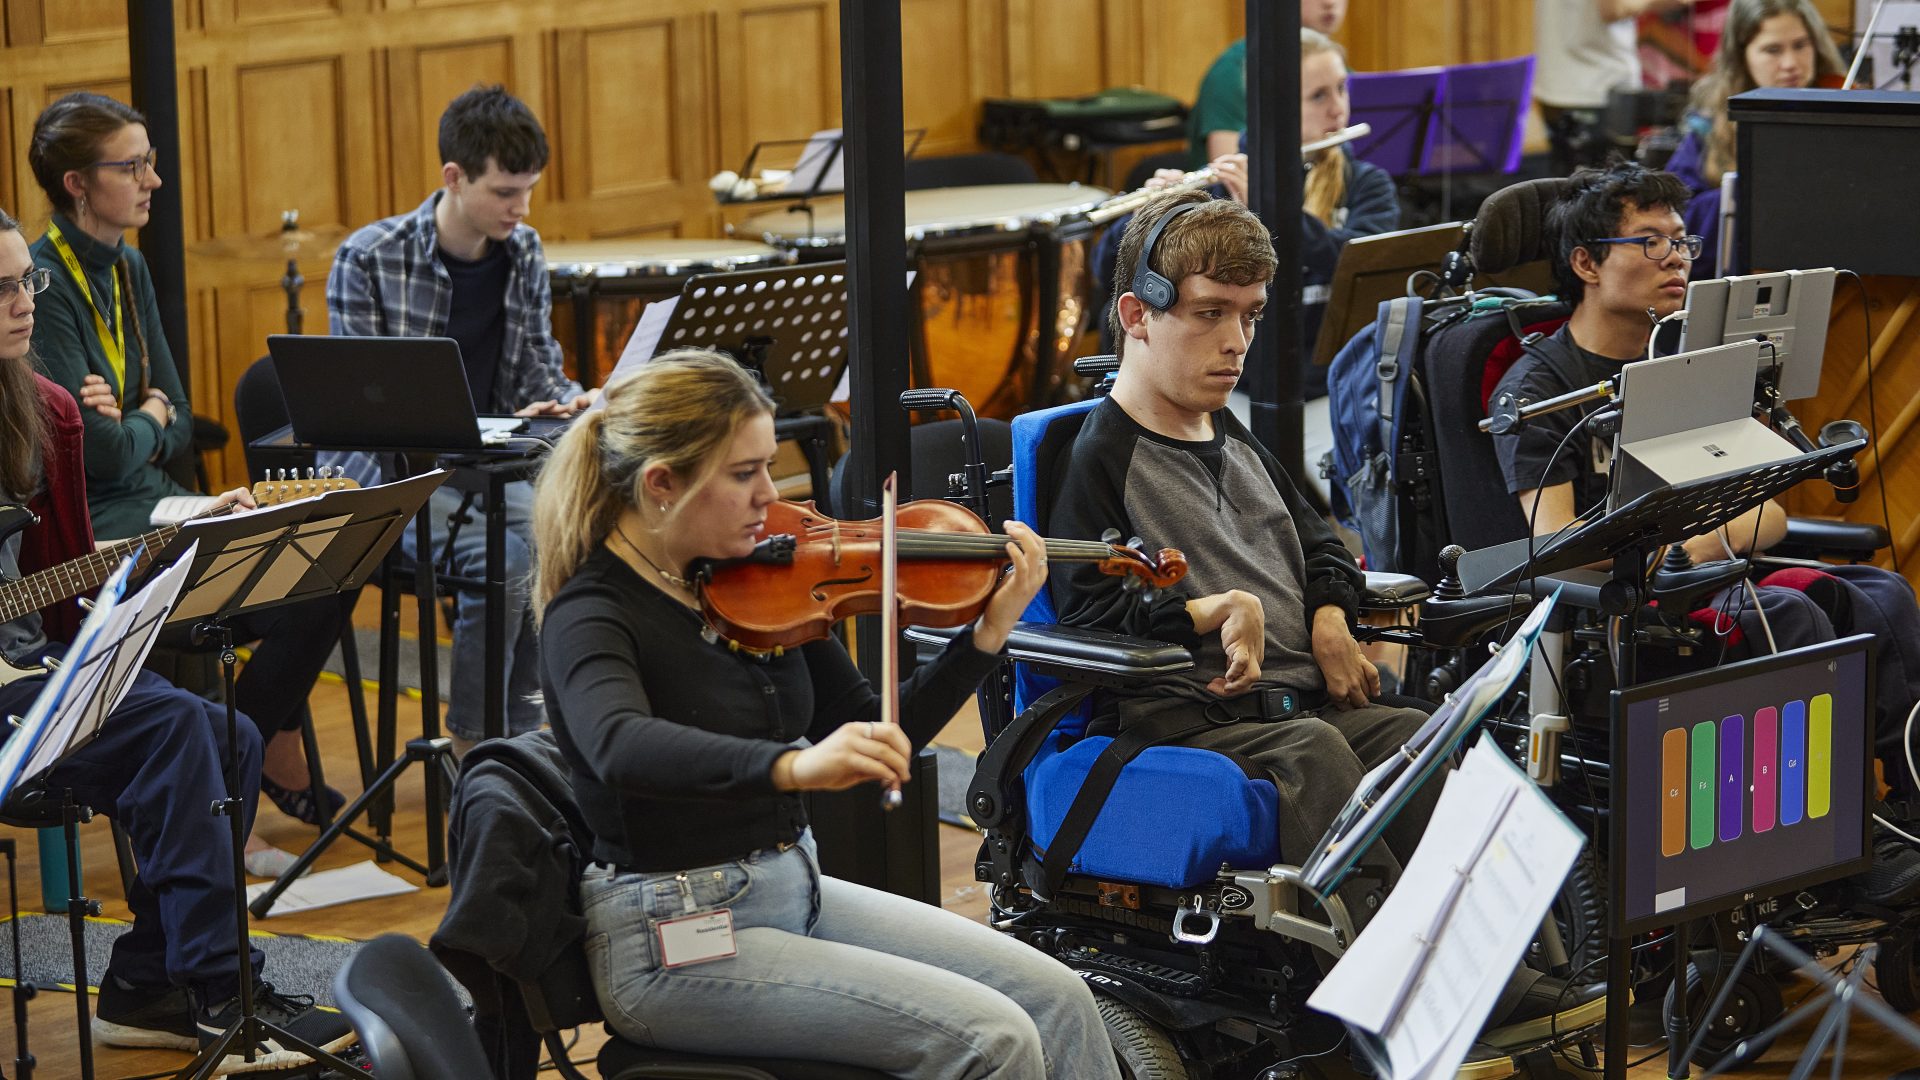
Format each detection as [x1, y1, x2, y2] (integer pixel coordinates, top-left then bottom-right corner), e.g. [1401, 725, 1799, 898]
[1819, 419, 1867, 504]
[1432, 545, 1467, 602]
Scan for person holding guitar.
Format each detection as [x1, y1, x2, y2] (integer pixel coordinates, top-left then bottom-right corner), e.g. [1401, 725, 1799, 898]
[530, 350, 1119, 1076]
[0, 206, 354, 1064]
[26, 92, 352, 860]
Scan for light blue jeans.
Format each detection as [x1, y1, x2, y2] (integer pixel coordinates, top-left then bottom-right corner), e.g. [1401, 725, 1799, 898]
[580, 831, 1120, 1079]
[400, 479, 543, 741]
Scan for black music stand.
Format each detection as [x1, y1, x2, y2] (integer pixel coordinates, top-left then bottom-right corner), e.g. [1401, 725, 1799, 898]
[148, 474, 449, 922]
[136, 481, 436, 1079]
[1454, 436, 1866, 1080]
[645, 261, 853, 499]
[0, 552, 195, 1080]
[1681, 926, 1920, 1077]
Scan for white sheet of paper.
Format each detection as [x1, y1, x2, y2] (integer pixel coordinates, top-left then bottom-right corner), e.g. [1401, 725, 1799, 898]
[245, 860, 419, 917]
[1308, 734, 1584, 1080]
[8, 548, 197, 787]
[590, 296, 682, 411]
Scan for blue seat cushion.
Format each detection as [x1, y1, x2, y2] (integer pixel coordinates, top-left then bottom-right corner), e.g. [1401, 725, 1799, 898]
[1025, 733, 1281, 889]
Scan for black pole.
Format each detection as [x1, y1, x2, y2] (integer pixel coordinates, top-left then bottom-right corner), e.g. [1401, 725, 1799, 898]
[1244, 0, 1306, 486]
[126, 0, 192, 401]
[839, 0, 912, 515]
[811, 0, 932, 902]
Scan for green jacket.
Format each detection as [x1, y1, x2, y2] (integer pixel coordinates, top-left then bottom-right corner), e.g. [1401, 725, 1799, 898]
[29, 213, 194, 539]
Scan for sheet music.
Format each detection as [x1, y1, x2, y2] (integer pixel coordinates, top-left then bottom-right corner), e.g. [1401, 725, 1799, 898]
[0, 547, 197, 801]
[591, 296, 683, 409]
[1309, 734, 1585, 1080]
[786, 128, 845, 194]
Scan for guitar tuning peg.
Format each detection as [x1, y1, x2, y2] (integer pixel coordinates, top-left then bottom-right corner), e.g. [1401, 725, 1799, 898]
[304, 467, 315, 480]
[275, 468, 286, 482]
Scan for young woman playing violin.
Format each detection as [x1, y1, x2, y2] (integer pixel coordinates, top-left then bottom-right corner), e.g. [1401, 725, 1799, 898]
[531, 348, 1121, 1078]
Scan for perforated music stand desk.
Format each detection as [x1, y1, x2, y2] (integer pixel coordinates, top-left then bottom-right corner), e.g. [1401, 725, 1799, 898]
[648, 260, 854, 499]
[1454, 439, 1864, 597]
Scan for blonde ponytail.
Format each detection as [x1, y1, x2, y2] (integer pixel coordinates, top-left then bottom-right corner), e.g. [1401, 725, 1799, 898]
[1300, 26, 1350, 228]
[530, 348, 775, 620]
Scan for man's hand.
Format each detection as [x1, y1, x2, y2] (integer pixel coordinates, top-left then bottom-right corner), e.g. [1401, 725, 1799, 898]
[516, 388, 601, 418]
[1147, 153, 1247, 206]
[1311, 605, 1378, 710]
[1188, 590, 1264, 697]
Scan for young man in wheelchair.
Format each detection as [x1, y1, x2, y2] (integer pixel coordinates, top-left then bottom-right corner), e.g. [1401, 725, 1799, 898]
[1488, 160, 1920, 908]
[1047, 187, 1605, 1047]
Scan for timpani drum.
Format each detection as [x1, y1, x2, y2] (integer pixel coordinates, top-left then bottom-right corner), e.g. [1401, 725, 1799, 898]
[545, 238, 794, 386]
[738, 183, 1108, 419]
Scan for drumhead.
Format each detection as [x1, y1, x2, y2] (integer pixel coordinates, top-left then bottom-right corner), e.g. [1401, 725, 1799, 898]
[545, 238, 791, 279]
[742, 183, 1110, 248]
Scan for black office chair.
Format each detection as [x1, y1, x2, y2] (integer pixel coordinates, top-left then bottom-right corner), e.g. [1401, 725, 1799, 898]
[903, 152, 1038, 191]
[825, 418, 1014, 525]
[231, 356, 378, 818]
[333, 934, 485, 1080]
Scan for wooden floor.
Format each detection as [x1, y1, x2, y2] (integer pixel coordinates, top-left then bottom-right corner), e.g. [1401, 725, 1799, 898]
[4, 669, 1916, 1079]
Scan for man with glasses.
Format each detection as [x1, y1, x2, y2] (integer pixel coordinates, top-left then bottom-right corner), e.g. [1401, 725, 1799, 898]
[1490, 162, 1920, 908]
[1491, 161, 1785, 562]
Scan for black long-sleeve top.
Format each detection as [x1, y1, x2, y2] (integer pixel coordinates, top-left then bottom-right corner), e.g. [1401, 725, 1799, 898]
[540, 545, 1002, 871]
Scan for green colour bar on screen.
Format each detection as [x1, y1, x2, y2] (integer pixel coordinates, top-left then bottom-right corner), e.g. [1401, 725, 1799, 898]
[1690, 720, 1716, 850]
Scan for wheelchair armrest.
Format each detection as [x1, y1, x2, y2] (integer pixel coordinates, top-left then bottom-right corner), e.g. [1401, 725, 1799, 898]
[1360, 571, 1431, 609]
[1770, 516, 1890, 562]
[905, 622, 1193, 689]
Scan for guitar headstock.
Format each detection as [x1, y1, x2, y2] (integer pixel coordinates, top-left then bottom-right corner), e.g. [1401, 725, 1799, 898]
[252, 467, 361, 507]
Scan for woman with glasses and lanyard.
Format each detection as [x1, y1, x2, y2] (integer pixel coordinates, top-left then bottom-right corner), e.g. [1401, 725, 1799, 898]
[26, 92, 350, 878]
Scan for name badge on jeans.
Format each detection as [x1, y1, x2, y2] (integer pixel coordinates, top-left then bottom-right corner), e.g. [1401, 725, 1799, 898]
[656, 909, 738, 968]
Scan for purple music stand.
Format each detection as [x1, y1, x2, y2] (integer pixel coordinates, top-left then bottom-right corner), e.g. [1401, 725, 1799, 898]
[1347, 68, 1445, 178]
[1419, 56, 1535, 177]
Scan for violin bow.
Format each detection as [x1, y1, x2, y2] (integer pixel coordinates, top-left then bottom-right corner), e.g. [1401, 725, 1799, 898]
[877, 473, 904, 811]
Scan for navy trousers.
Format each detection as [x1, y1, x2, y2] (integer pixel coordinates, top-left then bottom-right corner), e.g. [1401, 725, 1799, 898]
[4, 647, 265, 999]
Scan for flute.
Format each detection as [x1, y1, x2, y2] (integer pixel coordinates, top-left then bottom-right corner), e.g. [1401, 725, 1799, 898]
[1085, 122, 1372, 225]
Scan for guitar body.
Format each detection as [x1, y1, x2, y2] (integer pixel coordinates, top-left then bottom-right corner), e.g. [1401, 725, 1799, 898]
[0, 504, 37, 550]
[0, 654, 46, 686]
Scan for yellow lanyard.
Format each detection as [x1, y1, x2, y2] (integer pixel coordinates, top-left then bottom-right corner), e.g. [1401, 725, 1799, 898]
[45, 221, 129, 404]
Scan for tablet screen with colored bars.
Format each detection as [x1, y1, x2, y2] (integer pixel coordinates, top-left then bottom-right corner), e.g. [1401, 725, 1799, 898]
[1611, 634, 1875, 936]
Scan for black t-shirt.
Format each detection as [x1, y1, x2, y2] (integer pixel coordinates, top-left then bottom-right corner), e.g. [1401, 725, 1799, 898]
[539, 545, 1001, 870]
[441, 243, 510, 411]
[1490, 324, 1634, 518]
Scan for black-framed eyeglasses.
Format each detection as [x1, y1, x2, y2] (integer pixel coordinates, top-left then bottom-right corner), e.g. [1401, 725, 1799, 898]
[90, 147, 159, 181]
[1585, 234, 1705, 261]
[0, 268, 53, 302]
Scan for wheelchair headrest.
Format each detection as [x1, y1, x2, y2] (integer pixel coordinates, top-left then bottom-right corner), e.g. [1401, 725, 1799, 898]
[335, 934, 493, 1080]
[1467, 177, 1573, 275]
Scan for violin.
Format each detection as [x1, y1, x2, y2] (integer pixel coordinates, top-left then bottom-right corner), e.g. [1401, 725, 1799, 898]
[691, 497, 1188, 655]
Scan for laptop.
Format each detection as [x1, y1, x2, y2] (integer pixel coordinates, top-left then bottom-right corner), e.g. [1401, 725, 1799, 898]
[1609, 339, 1799, 505]
[268, 335, 569, 451]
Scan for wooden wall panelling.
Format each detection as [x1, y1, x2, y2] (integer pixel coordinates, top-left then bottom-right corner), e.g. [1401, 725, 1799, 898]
[1785, 278, 1920, 587]
[384, 36, 517, 209]
[902, 0, 1004, 155]
[0, 91, 13, 216]
[27, 0, 125, 46]
[714, 2, 841, 175]
[1003, 0, 1109, 102]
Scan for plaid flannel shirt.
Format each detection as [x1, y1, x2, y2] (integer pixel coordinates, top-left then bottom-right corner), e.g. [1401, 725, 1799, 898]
[326, 192, 581, 412]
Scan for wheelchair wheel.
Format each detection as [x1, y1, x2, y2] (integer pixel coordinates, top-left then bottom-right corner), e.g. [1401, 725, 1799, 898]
[1663, 958, 1781, 1069]
[1095, 995, 1191, 1080]
[1876, 936, 1920, 1013]
[1548, 852, 1605, 976]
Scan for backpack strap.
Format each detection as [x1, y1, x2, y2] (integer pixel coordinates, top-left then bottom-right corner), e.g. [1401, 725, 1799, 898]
[1033, 708, 1226, 900]
[1374, 295, 1422, 453]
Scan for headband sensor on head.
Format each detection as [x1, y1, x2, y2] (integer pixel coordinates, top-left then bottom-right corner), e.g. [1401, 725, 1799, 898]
[1130, 202, 1202, 313]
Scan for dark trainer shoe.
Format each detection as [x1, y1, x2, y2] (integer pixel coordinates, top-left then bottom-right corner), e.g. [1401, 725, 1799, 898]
[193, 981, 356, 1073]
[1859, 826, 1920, 907]
[93, 974, 198, 1051]
[1482, 970, 1609, 1050]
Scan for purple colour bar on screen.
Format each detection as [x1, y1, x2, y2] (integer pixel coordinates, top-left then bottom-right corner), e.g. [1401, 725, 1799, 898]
[1719, 714, 1744, 843]
[1752, 706, 1777, 833]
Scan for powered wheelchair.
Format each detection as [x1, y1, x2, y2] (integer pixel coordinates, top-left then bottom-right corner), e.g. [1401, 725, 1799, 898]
[1325, 176, 1920, 1068]
[901, 360, 1605, 1080]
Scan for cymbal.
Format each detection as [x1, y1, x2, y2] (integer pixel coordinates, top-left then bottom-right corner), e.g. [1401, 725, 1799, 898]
[189, 224, 350, 262]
